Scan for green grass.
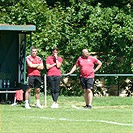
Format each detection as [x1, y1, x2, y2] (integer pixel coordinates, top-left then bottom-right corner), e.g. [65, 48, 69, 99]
[0, 95, 132, 133]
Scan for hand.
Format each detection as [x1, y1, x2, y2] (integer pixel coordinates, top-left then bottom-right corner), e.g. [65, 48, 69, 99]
[94, 69, 97, 73]
[54, 53, 58, 59]
[65, 73, 71, 76]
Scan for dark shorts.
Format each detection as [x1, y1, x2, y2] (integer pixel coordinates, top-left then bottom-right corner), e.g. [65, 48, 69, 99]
[80, 77, 94, 90]
[27, 76, 41, 88]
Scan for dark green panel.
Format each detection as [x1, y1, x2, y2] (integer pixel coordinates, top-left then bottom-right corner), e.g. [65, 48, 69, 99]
[0, 31, 18, 84]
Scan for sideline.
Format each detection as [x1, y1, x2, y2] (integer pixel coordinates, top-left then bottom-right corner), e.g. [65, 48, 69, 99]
[71, 105, 131, 109]
[26, 116, 132, 127]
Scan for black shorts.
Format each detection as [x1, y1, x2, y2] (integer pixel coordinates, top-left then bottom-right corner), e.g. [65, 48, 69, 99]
[27, 76, 41, 88]
[80, 77, 94, 89]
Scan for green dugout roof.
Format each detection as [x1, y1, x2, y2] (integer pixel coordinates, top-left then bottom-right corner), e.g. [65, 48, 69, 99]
[0, 24, 36, 31]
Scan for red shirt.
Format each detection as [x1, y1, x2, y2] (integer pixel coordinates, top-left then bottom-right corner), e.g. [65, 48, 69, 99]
[46, 55, 63, 76]
[26, 55, 43, 76]
[76, 56, 99, 78]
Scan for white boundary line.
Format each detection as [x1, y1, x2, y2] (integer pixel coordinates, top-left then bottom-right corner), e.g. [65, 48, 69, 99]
[72, 105, 84, 110]
[25, 116, 132, 127]
[71, 105, 131, 109]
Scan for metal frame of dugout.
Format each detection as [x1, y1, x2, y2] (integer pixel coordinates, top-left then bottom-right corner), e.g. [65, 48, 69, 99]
[0, 24, 36, 103]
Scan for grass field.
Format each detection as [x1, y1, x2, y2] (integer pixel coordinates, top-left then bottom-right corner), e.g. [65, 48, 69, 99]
[0, 95, 132, 133]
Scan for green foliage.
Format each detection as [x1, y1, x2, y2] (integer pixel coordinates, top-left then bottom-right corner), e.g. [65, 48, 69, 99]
[0, 0, 132, 95]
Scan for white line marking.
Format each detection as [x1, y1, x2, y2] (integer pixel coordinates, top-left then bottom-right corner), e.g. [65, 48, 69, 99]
[71, 105, 88, 110]
[71, 105, 80, 109]
[27, 116, 132, 127]
[71, 105, 131, 109]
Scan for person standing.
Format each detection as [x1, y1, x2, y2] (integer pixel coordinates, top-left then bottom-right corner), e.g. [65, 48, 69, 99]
[46, 47, 63, 108]
[25, 46, 44, 109]
[66, 49, 102, 109]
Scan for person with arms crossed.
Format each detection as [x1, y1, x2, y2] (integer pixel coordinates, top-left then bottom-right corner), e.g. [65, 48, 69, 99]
[25, 46, 44, 109]
[46, 47, 63, 108]
[66, 49, 102, 109]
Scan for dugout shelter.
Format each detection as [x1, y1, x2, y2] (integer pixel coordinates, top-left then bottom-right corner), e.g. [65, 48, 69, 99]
[0, 24, 36, 102]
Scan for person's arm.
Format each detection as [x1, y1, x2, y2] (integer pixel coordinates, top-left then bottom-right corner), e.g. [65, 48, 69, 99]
[37, 63, 44, 70]
[46, 59, 62, 69]
[53, 53, 62, 68]
[26, 59, 39, 68]
[94, 60, 102, 72]
[55, 58, 62, 68]
[46, 63, 56, 70]
[66, 64, 77, 76]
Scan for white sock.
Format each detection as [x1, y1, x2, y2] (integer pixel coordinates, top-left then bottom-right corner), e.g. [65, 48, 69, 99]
[25, 100, 29, 105]
[36, 99, 40, 105]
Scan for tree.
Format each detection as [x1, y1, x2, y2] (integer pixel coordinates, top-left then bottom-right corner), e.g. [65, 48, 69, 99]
[0, 0, 132, 96]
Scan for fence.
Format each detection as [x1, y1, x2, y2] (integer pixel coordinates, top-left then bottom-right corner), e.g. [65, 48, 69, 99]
[43, 74, 133, 107]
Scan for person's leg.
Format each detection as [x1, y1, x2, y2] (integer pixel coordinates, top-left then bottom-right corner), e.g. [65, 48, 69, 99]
[25, 76, 33, 109]
[54, 76, 61, 103]
[83, 89, 89, 106]
[83, 89, 93, 109]
[35, 88, 41, 99]
[83, 89, 93, 105]
[25, 88, 32, 109]
[35, 88, 43, 108]
[86, 78, 94, 108]
[80, 77, 89, 106]
[25, 88, 32, 101]
[25, 88, 32, 107]
[48, 76, 57, 108]
[48, 76, 56, 102]
[87, 89, 93, 106]
[35, 76, 43, 108]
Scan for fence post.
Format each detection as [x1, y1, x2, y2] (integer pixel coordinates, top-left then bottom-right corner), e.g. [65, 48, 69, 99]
[118, 76, 120, 96]
[44, 74, 47, 107]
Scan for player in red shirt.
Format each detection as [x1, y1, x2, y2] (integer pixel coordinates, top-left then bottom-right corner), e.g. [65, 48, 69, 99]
[46, 47, 63, 108]
[66, 49, 102, 109]
[25, 46, 44, 109]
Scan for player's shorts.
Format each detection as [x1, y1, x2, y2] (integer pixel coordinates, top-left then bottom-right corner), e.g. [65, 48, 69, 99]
[80, 77, 94, 89]
[27, 76, 41, 88]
